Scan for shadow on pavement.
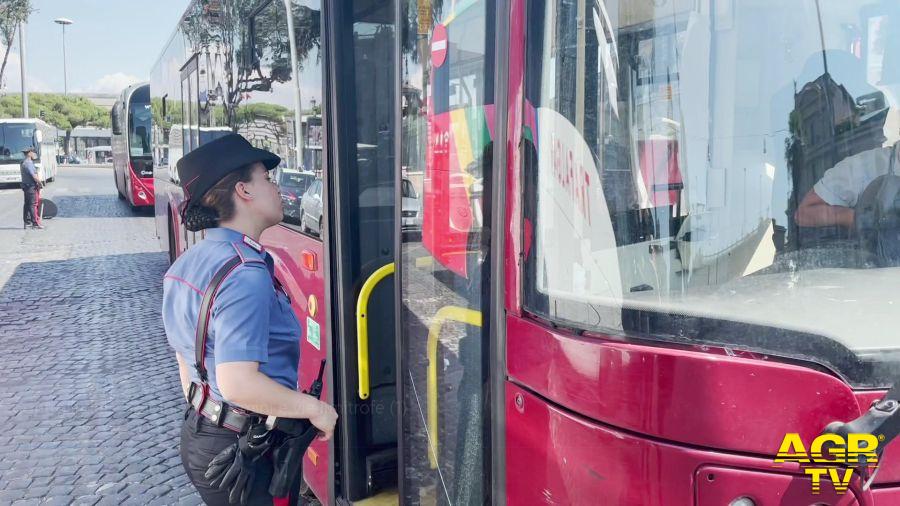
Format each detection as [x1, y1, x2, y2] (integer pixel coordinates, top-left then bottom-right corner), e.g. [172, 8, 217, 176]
[46, 195, 155, 219]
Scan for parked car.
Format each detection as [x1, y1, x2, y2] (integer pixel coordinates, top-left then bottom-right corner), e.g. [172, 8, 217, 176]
[400, 178, 422, 231]
[296, 177, 420, 236]
[299, 178, 324, 236]
[278, 169, 316, 226]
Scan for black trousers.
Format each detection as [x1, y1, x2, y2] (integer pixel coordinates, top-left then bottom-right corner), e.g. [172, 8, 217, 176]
[22, 184, 39, 226]
[180, 407, 300, 506]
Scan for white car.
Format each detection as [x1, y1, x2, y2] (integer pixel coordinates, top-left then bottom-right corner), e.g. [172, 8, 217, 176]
[400, 178, 422, 231]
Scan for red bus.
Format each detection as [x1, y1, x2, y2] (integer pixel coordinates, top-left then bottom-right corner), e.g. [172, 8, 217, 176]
[112, 82, 155, 209]
[153, 0, 900, 504]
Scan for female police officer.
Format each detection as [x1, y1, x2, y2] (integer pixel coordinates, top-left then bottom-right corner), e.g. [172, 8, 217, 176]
[162, 134, 337, 505]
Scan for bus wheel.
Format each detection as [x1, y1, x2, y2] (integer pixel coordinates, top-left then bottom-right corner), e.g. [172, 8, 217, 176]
[116, 175, 125, 200]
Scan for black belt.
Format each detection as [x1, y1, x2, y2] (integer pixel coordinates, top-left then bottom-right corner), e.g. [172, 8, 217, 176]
[188, 382, 259, 433]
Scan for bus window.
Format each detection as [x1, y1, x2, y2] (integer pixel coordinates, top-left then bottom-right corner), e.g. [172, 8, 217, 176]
[522, 0, 900, 388]
[227, 0, 317, 236]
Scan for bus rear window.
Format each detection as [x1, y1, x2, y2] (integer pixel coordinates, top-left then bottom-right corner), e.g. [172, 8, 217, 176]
[522, 0, 900, 388]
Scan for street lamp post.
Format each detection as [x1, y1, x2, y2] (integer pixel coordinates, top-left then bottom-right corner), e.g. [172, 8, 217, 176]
[18, 21, 28, 118]
[53, 18, 73, 96]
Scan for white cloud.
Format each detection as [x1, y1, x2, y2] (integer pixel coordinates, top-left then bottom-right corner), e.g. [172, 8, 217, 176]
[80, 72, 142, 94]
[0, 52, 53, 93]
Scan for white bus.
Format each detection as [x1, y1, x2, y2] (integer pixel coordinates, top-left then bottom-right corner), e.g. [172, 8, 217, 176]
[0, 118, 59, 185]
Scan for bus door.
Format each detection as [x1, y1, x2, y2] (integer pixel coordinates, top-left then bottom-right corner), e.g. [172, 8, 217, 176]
[180, 55, 202, 248]
[397, 0, 497, 503]
[327, 0, 400, 502]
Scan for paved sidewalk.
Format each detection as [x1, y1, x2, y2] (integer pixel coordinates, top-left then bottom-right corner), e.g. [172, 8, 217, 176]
[0, 169, 201, 505]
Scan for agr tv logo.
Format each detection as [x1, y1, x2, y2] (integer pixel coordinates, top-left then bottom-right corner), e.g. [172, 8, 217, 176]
[775, 433, 881, 494]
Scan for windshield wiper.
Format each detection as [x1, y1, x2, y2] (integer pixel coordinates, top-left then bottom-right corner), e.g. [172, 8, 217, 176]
[822, 388, 900, 489]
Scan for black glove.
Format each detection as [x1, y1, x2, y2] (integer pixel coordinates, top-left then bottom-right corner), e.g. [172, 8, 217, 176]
[205, 422, 274, 505]
[269, 424, 319, 498]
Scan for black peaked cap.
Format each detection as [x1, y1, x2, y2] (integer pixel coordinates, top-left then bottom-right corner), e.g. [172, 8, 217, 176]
[176, 133, 280, 215]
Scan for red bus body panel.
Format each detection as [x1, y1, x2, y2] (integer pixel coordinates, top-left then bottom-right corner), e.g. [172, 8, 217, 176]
[506, 314, 860, 455]
[507, 383, 867, 505]
[260, 226, 331, 504]
[129, 173, 155, 207]
[504, 313, 900, 503]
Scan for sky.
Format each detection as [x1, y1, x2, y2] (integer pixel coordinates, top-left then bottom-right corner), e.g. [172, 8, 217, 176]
[3, 0, 190, 95]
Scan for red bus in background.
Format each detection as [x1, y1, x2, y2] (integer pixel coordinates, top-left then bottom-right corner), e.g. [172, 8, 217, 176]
[112, 83, 154, 209]
[153, 0, 900, 504]
[422, 3, 495, 279]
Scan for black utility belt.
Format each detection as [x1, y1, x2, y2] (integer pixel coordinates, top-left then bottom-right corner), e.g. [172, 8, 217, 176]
[188, 382, 258, 433]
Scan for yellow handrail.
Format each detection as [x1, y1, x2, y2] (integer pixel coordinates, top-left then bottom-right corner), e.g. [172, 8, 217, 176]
[356, 263, 395, 400]
[427, 306, 482, 469]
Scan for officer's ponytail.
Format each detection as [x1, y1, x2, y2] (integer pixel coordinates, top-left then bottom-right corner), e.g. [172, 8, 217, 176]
[183, 205, 219, 231]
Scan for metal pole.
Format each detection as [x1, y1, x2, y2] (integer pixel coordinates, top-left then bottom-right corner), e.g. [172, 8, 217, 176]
[18, 22, 28, 118]
[62, 25, 68, 96]
[283, 0, 304, 169]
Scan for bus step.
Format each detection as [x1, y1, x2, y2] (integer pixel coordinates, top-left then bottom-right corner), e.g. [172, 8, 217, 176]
[365, 447, 398, 495]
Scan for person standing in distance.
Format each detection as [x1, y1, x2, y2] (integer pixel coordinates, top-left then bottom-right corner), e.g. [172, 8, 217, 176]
[162, 134, 337, 505]
[20, 147, 43, 230]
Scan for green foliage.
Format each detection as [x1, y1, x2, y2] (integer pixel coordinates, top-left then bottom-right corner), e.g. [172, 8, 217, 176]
[179, 0, 320, 125]
[151, 96, 183, 134]
[0, 0, 33, 44]
[0, 93, 110, 130]
[235, 102, 289, 126]
[0, 0, 34, 89]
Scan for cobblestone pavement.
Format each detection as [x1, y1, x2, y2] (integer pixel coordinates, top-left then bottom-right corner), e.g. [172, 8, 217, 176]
[0, 168, 202, 505]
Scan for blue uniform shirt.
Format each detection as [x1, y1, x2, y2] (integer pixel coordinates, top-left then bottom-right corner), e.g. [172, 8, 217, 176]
[20, 159, 38, 185]
[162, 227, 302, 402]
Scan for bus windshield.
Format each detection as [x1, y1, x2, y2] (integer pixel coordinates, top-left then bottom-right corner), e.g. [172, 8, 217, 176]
[129, 100, 152, 158]
[127, 85, 152, 159]
[0, 123, 38, 163]
[523, 0, 900, 388]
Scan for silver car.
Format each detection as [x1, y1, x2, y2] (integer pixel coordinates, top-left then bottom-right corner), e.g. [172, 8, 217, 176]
[300, 178, 325, 236]
[300, 178, 422, 236]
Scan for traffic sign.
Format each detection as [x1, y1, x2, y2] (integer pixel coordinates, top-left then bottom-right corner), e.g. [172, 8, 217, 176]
[431, 24, 448, 68]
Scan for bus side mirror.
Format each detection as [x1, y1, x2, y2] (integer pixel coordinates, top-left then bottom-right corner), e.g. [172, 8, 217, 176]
[34, 130, 43, 143]
[111, 109, 122, 135]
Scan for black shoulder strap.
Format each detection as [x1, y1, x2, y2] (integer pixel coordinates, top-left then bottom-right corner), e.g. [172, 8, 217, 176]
[194, 255, 244, 382]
